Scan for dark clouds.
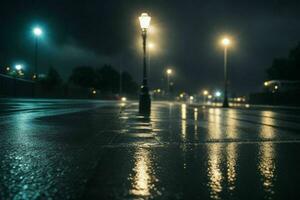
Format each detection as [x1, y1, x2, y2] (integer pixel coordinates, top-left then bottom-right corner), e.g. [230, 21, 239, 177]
[1, 0, 300, 93]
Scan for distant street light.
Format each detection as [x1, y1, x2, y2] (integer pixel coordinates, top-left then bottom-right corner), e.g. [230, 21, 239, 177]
[33, 27, 43, 80]
[15, 64, 23, 71]
[166, 68, 172, 95]
[264, 81, 269, 86]
[14, 64, 23, 97]
[215, 91, 222, 97]
[138, 13, 151, 114]
[221, 37, 231, 107]
[203, 90, 209, 105]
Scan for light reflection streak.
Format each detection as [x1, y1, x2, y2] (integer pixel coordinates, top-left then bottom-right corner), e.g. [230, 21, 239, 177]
[260, 111, 276, 139]
[258, 143, 276, 198]
[208, 108, 222, 139]
[226, 143, 237, 191]
[194, 108, 198, 137]
[130, 148, 155, 197]
[207, 144, 223, 199]
[181, 104, 187, 140]
[226, 110, 238, 139]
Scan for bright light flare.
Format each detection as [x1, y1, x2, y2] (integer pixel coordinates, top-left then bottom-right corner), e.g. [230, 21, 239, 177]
[148, 42, 155, 50]
[221, 37, 231, 47]
[33, 27, 43, 36]
[215, 91, 222, 97]
[121, 97, 127, 102]
[203, 90, 209, 96]
[264, 81, 269, 86]
[166, 69, 172, 75]
[139, 13, 151, 29]
[15, 64, 23, 71]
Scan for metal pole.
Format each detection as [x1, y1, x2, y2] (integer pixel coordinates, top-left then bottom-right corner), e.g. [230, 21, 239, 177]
[167, 73, 170, 94]
[35, 37, 38, 78]
[33, 37, 38, 97]
[142, 31, 147, 85]
[223, 47, 229, 107]
[139, 29, 151, 114]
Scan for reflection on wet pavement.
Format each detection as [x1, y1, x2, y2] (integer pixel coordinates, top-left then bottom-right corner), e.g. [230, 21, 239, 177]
[1, 99, 300, 199]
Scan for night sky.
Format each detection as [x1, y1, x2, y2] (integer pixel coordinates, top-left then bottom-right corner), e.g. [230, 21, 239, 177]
[1, 0, 300, 94]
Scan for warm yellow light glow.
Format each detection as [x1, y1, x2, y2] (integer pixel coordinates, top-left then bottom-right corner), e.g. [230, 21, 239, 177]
[203, 90, 209, 96]
[121, 97, 127, 102]
[148, 42, 155, 50]
[190, 96, 194, 100]
[166, 69, 172, 75]
[139, 13, 151, 29]
[180, 93, 184, 98]
[264, 81, 269, 86]
[274, 85, 278, 90]
[221, 38, 231, 47]
[208, 95, 213, 99]
[157, 89, 161, 93]
[92, 90, 96, 95]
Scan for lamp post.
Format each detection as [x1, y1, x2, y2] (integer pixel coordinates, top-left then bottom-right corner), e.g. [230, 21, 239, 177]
[203, 90, 208, 105]
[138, 13, 151, 114]
[33, 27, 42, 80]
[166, 68, 172, 95]
[221, 37, 231, 108]
[14, 64, 23, 97]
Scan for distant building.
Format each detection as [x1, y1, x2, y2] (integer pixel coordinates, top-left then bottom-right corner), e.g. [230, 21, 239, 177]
[264, 80, 300, 93]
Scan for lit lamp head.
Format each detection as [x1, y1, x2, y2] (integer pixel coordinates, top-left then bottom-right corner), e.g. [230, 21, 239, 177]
[215, 91, 222, 97]
[264, 81, 269, 86]
[203, 90, 209, 96]
[15, 64, 23, 71]
[221, 37, 231, 47]
[33, 27, 43, 37]
[139, 13, 151, 30]
[167, 69, 172, 75]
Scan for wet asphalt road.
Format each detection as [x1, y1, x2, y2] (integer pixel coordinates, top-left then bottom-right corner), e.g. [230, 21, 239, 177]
[1, 99, 300, 200]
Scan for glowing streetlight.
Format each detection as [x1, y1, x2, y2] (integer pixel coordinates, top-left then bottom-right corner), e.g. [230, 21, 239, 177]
[121, 97, 127, 102]
[138, 13, 151, 114]
[202, 90, 209, 105]
[15, 64, 23, 71]
[264, 81, 269, 86]
[220, 36, 231, 108]
[215, 91, 222, 97]
[166, 68, 173, 95]
[33, 27, 43, 36]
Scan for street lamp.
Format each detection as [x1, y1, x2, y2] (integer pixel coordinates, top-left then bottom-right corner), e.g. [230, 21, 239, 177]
[15, 64, 23, 71]
[166, 68, 172, 95]
[14, 64, 23, 97]
[221, 37, 231, 108]
[138, 13, 151, 115]
[203, 90, 209, 105]
[33, 27, 43, 80]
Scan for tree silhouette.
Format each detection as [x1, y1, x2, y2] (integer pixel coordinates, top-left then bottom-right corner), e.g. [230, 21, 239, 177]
[267, 42, 300, 80]
[39, 67, 62, 91]
[69, 66, 97, 88]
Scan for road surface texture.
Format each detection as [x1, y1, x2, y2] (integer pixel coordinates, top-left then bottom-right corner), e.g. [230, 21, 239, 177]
[0, 99, 300, 200]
